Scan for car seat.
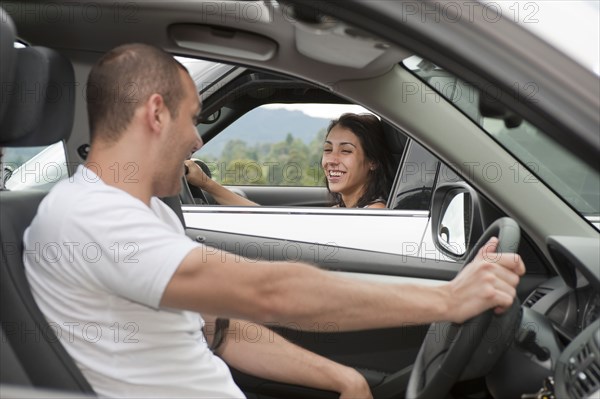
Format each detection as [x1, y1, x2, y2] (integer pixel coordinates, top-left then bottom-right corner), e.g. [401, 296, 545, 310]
[0, 8, 95, 394]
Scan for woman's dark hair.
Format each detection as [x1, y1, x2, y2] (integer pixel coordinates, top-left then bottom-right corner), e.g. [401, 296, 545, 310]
[325, 113, 395, 208]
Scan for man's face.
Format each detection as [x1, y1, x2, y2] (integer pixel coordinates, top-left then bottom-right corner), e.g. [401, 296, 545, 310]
[155, 69, 202, 197]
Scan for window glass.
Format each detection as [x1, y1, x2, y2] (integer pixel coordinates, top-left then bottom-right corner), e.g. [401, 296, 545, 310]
[194, 103, 370, 187]
[2, 142, 68, 191]
[391, 141, 439, 211]
[437, 163, 462, 185]
[404, 56, 600, 223]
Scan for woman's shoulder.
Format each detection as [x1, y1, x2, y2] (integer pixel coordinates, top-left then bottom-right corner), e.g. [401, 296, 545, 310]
[364, 198, 387, 208]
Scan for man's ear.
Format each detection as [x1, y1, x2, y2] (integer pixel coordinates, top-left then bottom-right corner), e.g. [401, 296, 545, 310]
[145, 93, 168, 133]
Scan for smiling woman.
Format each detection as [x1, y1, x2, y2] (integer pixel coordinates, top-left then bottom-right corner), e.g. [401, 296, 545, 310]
[186, 112, 395, 208]
[323, 113, 395, 208]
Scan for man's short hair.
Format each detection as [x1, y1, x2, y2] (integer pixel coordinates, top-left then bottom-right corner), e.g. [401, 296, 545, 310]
[86, 43, 186, 142]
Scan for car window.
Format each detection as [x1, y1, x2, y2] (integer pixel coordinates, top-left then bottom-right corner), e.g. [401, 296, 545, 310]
[404, 55, 600, 225]
[390, 141, 439, 211]
[194, 103, 370, 187]
[2, 142, 68, 191]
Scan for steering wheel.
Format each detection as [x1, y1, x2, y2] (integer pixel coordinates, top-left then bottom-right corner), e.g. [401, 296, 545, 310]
[179, 159, 210, 205]
[406, 217, 522, 399]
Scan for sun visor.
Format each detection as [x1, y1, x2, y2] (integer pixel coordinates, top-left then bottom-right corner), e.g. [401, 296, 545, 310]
[294, 19, 390, 69]
[170, 24, 277, 62]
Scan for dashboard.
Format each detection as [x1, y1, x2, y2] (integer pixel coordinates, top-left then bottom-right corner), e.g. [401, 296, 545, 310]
[581, 290, 600, 332]
[536, 279, 600, 340]
[555, 319, 600, 399]
[486, 236, 599, 399]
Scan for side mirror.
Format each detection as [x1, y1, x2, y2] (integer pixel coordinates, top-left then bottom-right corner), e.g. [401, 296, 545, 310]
[431, 183, 483, 260]
[437, 192, 469, 257]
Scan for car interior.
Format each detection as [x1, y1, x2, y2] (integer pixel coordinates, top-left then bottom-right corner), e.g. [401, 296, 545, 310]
[0, 1, 598, 399]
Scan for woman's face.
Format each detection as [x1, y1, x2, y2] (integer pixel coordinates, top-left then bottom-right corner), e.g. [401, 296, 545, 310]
[322, 125, 373, 202]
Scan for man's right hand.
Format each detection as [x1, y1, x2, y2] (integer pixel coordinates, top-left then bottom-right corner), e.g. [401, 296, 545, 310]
[444, 237, 525, 324]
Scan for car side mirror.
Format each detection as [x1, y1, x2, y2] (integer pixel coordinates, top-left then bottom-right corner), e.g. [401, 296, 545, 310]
[437, 192, 469, 257]
[431, 183, 483, 260]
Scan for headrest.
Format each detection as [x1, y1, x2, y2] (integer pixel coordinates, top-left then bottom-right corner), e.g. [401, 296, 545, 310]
[0, 8, 17, 121]
[0, 46, 75, 147]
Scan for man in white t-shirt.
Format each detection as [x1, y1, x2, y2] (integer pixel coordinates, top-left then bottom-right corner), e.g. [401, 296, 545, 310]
[24, 44, 525, 398]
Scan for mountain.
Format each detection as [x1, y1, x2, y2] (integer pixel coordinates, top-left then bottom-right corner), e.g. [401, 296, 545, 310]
[198, 108, 331, 157]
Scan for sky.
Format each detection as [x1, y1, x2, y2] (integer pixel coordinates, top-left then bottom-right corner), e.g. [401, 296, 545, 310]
[261, 103, 371, 119]
[484, 0, 600, 75]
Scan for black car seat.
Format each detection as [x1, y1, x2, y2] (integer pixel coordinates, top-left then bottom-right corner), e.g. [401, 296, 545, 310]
[381, 120, 408, 174]
[380, 120, 409, 206]
[0, 9, 95, 394]
[0, 8, 16, 123]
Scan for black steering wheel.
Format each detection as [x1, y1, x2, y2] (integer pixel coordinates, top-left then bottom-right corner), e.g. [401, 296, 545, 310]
[406, 217, 522, 399]
[180, 159, 210, 205]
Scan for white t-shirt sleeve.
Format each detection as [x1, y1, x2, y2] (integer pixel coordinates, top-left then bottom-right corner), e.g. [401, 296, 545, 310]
[66, 192, 199, 308]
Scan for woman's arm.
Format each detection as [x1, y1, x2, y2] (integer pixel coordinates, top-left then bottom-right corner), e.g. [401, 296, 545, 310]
[184, 160, 258, 206]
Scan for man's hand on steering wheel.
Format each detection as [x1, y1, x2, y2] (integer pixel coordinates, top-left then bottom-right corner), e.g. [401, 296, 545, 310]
[444, 236, 526, 324]
[407, 217, 525, 399]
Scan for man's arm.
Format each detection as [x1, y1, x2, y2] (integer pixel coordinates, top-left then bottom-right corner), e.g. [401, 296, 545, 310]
[161, 237, 524, 330]
[203, 316, 371, 399]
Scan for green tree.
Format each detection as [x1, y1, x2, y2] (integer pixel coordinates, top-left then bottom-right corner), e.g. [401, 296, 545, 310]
[221, 139, 252, 164]
[213, 128, 328, 187]
[220, 159, 267, 185]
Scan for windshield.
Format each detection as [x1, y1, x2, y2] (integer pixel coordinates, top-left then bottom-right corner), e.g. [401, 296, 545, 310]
[404, 56, 600, 226]
[480, 0, 599, 76]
